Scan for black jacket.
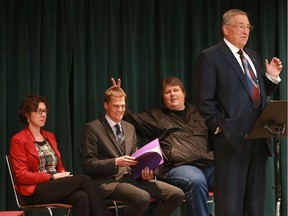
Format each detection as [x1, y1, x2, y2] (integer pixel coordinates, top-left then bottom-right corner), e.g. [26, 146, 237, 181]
[124, 102, 214, 173]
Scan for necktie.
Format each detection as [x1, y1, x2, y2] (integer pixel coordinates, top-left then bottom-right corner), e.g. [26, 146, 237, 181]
[115, 124, 125, 155]
[238, 49, 261, 108]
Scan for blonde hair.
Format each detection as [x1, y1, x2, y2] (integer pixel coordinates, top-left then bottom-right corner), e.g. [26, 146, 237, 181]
[104, 87, 126, 103]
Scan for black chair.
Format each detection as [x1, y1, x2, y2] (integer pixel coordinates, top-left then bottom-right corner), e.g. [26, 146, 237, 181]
[106, 198, 159, 216]
[6, 155, 72, 216]
[106, 199, 129, 216]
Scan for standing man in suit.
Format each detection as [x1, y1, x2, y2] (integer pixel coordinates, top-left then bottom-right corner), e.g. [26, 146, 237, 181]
[195, 9, 282, 216]
[81, 86, 184, 216]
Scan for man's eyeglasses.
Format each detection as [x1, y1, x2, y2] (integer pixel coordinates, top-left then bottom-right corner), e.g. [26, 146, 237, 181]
[226, 24, 253, 32]
[34, 108, 48, 115]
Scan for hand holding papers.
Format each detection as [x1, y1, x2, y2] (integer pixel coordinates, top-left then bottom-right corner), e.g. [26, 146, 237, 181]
[131, 138, 163, 179]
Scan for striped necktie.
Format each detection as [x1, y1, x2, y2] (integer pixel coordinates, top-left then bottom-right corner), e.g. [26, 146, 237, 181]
[115, 124, 125, 155]
[238, 49, 261, 108]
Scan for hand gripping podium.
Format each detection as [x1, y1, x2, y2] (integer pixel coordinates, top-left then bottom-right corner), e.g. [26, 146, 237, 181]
[246, 100, 287, 216]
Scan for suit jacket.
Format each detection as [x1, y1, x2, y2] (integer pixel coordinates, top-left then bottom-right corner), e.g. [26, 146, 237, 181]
[10, 127, 65, 196]
[195, 40, 278, 156]
[81, 116, 137, 197]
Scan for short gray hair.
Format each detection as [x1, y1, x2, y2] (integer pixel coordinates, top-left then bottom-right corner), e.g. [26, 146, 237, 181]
[222, 9, 248, 25]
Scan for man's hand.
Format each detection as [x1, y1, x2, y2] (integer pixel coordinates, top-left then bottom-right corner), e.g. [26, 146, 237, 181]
[265, 57, 282, 78]
[115, 155, 137, 167]
[111, 78, 121, 88]
[141, 167, 154, 180]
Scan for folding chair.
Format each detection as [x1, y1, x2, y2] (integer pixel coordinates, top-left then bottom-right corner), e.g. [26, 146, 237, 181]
[106, 198, 158, 216]
[6, 155, 72, 216]
[106, 199, 129, 216]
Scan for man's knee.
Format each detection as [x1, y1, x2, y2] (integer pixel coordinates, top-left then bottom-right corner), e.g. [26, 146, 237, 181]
[133, 191, 151, 206]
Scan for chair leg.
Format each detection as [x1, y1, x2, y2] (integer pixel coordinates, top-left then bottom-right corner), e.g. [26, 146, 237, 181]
[46, 207, 53, 216]
[111, 200, 119, 216]
[65, 209, 71, 216]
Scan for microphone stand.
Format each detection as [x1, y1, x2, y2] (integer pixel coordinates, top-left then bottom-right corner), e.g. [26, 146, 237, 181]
[264, 122, 286, 216]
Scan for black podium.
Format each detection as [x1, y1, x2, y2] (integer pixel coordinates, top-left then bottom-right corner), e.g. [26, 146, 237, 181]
[246, 100, 287, 216]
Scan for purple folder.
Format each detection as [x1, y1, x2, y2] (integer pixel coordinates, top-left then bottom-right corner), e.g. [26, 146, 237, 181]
[131, 138, 163, 179]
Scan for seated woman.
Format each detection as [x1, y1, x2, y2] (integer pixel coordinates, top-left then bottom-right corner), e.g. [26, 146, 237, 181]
[10, 95, 111, 216]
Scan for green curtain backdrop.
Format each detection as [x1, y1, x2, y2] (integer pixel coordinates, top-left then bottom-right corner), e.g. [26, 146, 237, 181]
[1, 0, 287, 215]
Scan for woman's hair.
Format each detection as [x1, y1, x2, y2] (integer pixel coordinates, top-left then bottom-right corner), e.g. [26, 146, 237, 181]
[161, 76, 186, 96]
[19, 96, 48, 124]
[104, 87, 126, 103]
[222, 9, 248, 25]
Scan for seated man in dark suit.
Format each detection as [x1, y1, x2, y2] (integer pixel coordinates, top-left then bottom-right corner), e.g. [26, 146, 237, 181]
[81, 86, 184, 216]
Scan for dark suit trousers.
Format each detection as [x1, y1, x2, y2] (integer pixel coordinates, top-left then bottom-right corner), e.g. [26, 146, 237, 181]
[25, 175, 111, 216]
[214, 134, 269, 216]
[107, 174, 184, 216]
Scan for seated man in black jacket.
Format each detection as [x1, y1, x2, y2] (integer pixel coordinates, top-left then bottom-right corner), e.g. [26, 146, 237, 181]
[113, 76, 214, 216]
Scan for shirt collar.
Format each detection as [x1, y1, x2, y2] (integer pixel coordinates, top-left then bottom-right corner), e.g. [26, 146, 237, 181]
[105, 115, 122, 129]
[223, 38, 242, 55]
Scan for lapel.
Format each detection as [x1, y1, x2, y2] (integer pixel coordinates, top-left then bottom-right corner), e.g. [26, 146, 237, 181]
[24, 128, 61, 160]
[243, 48, 265, 96]
[244, 47, 266, 109]
[42, 130, 61, 160]
[220, 41, 252, 100]
[100, 116, 128, 155]
[121, 121, 134, 155]
[24, 128, 41, 158]
[99, 116, 135, 156]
